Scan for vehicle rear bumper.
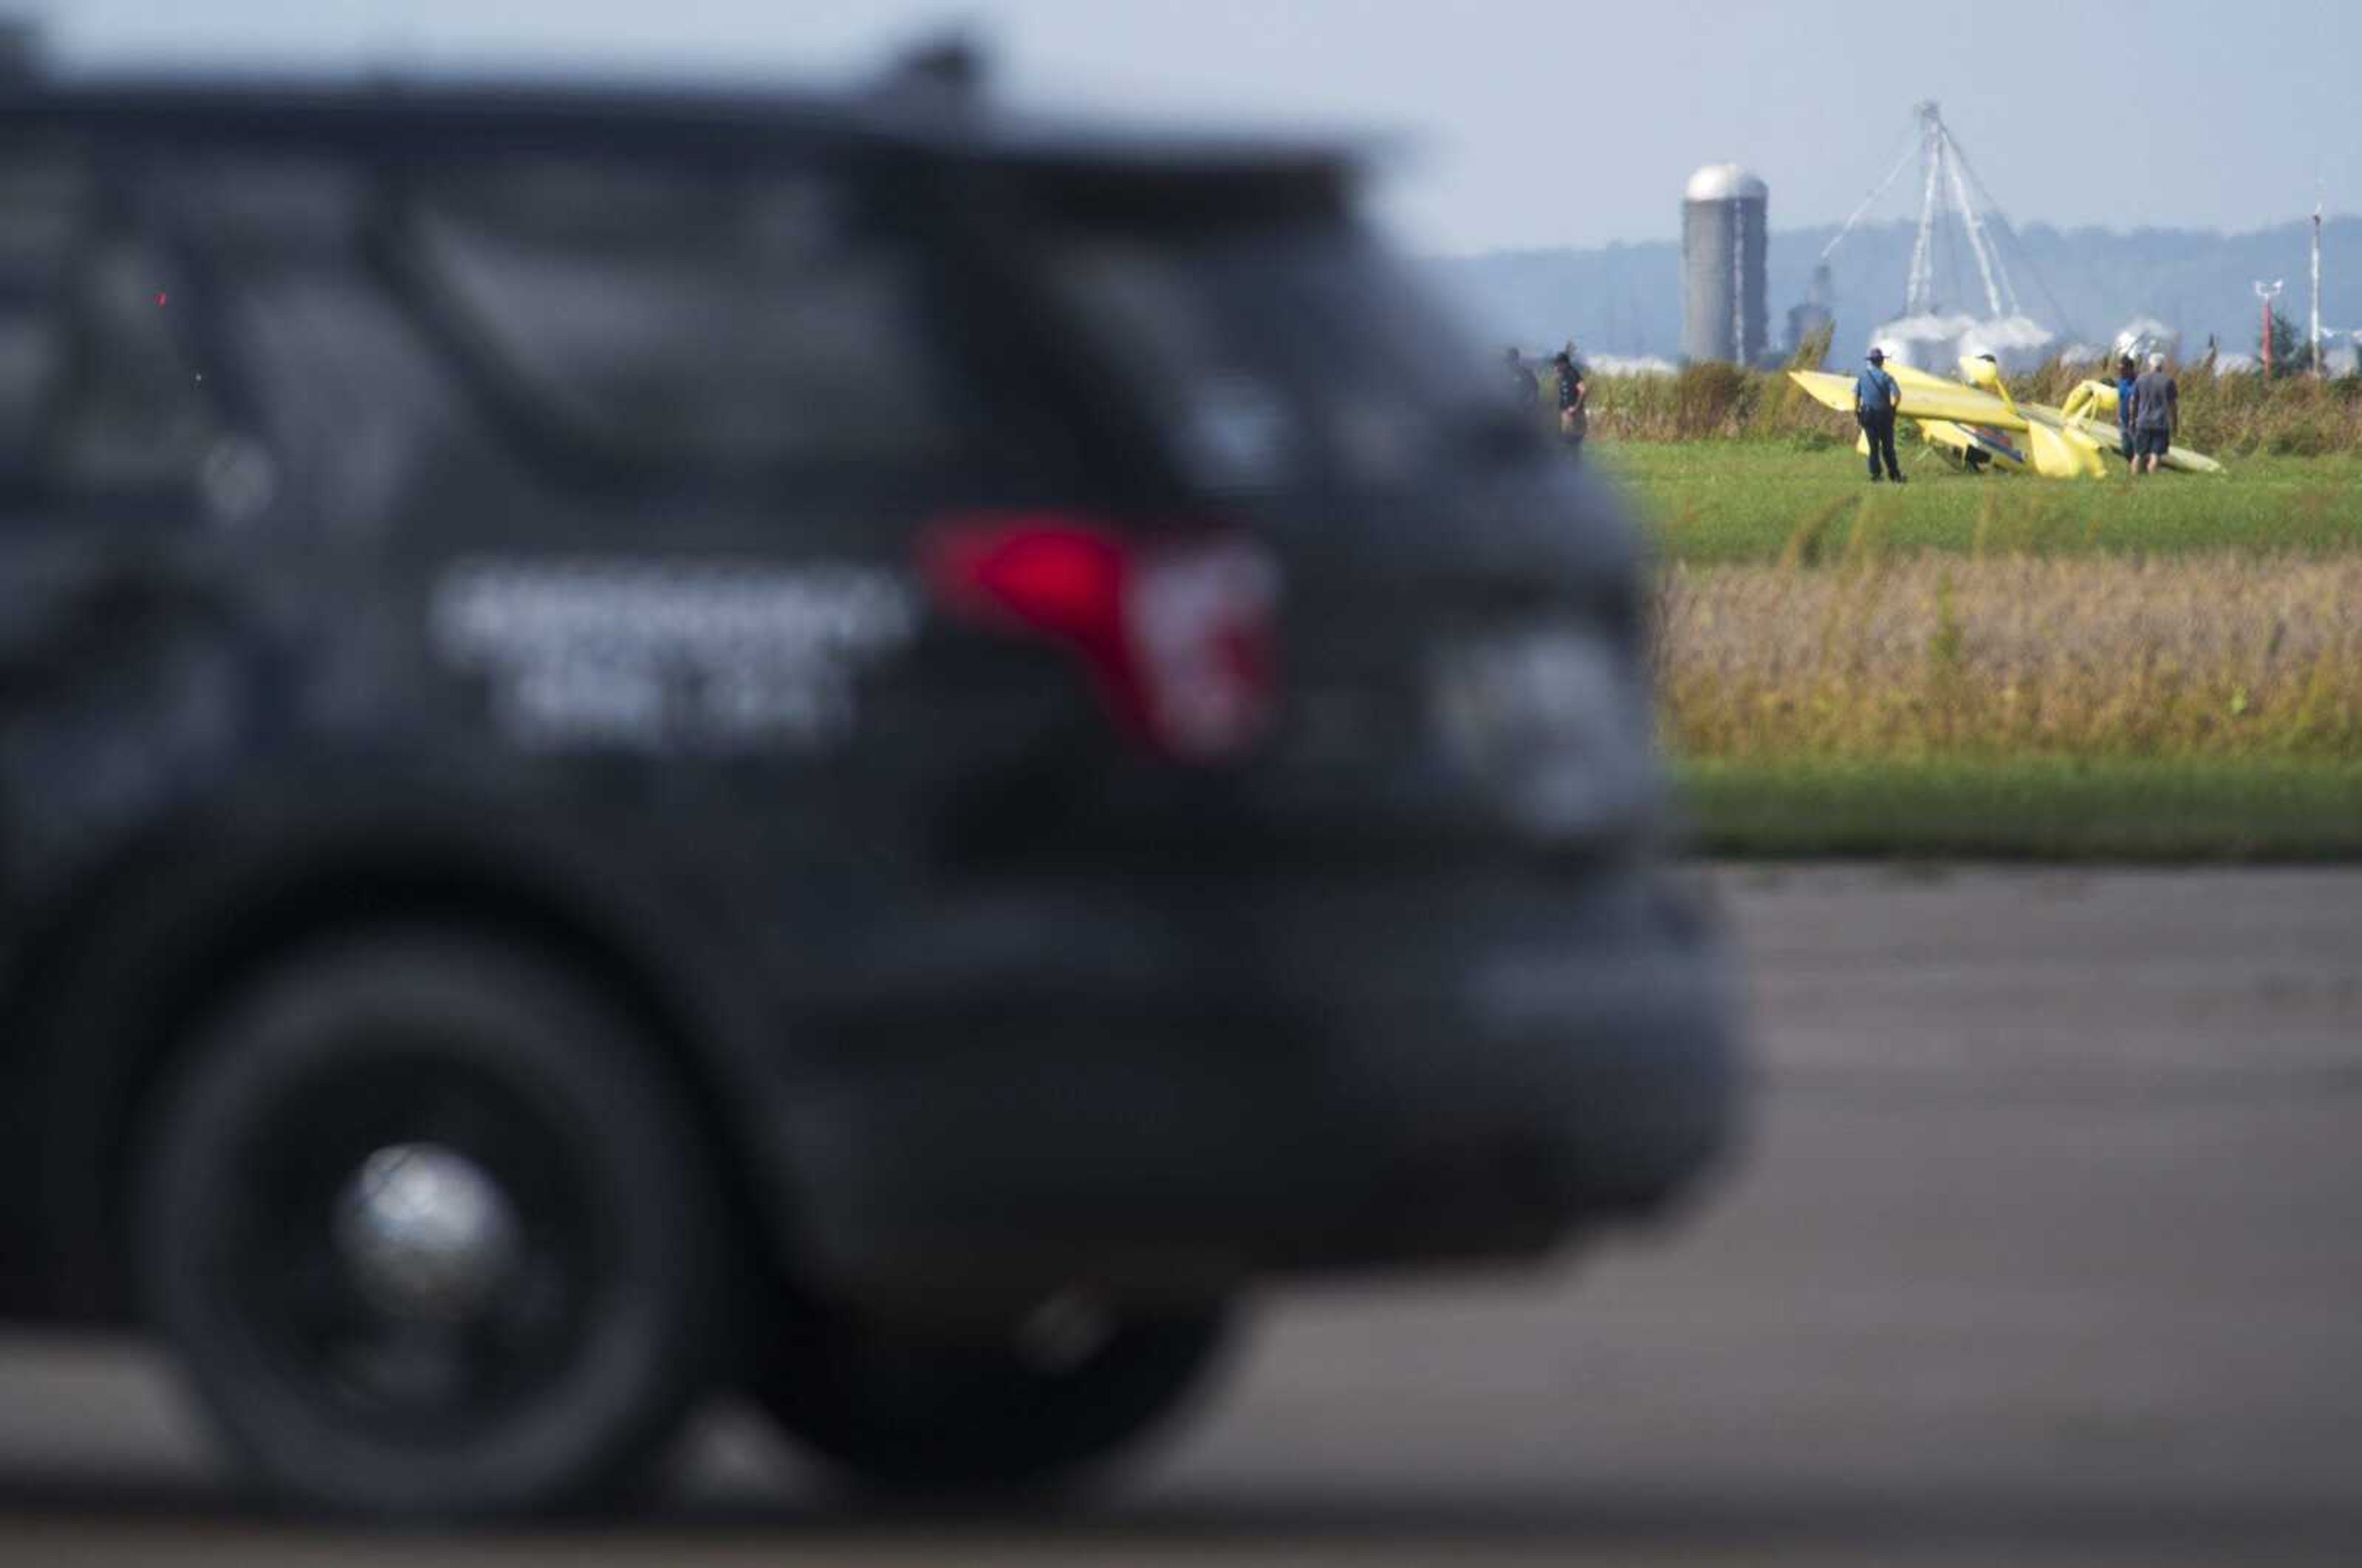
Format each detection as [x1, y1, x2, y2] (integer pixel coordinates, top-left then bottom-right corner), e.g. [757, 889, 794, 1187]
[775, 862, 1741, 1310]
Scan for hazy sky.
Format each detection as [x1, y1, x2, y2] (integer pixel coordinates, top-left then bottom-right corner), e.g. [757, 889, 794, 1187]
[28, 1, 2362, 253]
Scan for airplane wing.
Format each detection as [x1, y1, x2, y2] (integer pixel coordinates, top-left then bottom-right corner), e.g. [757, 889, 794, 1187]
[1885, 363, 1971, 393]
[1788, 369, 2031, 431]
[1787, 370, 1865, 413]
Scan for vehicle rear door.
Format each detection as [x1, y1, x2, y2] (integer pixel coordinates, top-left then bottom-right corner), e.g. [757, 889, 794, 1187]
[928, 161, 1664, 874]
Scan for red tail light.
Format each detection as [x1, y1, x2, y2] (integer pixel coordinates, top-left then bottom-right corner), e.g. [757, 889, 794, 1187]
[920, 515, 1281, 762]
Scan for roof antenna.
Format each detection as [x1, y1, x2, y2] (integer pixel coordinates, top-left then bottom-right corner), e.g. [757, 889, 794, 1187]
[872, 29, 987, 111]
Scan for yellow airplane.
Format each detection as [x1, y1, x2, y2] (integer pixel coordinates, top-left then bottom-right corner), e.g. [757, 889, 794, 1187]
[1788, 355, 2225, 478]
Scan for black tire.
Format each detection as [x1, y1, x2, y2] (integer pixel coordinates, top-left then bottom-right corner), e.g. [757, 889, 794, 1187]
[753, 1300, 1231, 1498]
[135, 930, 726, 1521]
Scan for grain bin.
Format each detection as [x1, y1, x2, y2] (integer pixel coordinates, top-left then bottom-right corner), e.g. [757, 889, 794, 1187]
[1681, 163, 1768, 365]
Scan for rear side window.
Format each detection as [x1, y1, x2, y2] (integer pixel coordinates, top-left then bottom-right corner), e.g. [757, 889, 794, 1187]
[0, 145, 79, 495]
[1053, 220, 1517, 494]
[402, 157, 966, 477]
[0, 141, 221, 505]
[46, 232, 220, 496]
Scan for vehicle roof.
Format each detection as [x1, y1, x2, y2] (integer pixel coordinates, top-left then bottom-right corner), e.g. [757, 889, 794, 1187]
[0, 72, 1362, 188]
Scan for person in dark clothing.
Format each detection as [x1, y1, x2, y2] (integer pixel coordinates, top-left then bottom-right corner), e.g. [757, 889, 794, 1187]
[2113, 354, 2139, 470]
[1505, 347, 1539, 410]
[1853, 346, 1904, 482]
[2130, 351, 2178, 477]
[1552, 346, 1588, 457]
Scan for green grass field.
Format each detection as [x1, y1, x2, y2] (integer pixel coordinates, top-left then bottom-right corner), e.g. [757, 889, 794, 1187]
[1607, 442, 2362, 564]
[1677, 756, 2362, 861]
[1616, 441, 2362, 858]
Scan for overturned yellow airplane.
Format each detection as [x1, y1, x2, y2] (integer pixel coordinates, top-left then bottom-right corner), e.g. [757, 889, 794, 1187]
[1789, 355, 2225, 478]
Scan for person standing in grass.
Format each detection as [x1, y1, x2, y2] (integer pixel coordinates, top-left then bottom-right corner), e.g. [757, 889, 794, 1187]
[1553, 345, 1589, 458]
[1853, 346, 1904, 483]
[2113, 354, 2140, 472]
[1505, 347, 1538, 411]
[2131, 351, 2178, 477]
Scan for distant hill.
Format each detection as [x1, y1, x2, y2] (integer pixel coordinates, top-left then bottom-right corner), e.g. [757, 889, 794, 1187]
[1426, 217, 2362, 366]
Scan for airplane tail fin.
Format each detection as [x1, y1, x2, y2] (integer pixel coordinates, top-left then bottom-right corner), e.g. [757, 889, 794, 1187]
[2026, 420, 2107, 479]
[2059, 380, 2113, 424]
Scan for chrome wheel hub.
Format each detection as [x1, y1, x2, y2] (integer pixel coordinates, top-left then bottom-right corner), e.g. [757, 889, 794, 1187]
[333, 1143, 523, 1323]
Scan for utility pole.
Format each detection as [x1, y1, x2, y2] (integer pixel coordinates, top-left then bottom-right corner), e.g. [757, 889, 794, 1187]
[2256, 279, 2285, 375]
[2311, 198, 2324, 378]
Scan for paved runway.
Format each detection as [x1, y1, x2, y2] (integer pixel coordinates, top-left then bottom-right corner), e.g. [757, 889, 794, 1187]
[4, 864, 2358, 1565]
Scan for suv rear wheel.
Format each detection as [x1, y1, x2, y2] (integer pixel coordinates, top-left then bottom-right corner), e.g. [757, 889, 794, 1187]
[754, 1299, 1231, 1497]
[135, 931, 726, 1520]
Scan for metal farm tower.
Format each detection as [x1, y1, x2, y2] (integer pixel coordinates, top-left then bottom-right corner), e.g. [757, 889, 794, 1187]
[1681, 163, 1768, 365]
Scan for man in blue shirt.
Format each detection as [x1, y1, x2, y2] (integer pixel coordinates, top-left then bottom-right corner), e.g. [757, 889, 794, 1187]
[2113, 354, 2139, 471]
[1853, 347, 1905, 483]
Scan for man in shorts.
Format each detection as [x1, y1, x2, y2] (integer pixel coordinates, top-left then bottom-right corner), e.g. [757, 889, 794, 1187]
[2130, 351, 2178, 476]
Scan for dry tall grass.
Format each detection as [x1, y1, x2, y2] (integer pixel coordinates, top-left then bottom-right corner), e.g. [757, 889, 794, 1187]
[1583, 332, 2362, 454]
[1656, 552, 2362, 759]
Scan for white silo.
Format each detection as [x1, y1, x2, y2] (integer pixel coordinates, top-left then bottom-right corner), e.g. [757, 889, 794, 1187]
[1681, 164, 1768, 365]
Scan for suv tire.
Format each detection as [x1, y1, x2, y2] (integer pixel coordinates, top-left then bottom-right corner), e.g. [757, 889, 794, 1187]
[754, 1301, 1230, 1497]
[135, 930, 725, 1521]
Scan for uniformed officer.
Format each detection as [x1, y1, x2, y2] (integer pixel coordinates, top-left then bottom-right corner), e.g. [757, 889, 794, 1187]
[1853, 347, 1904, 484]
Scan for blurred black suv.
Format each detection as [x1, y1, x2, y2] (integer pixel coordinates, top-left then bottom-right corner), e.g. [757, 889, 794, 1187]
[0, 63, 1738, 1518]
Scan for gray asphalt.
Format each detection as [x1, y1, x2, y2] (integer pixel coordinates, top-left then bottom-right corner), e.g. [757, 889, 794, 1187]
[3, 864, 2358, 1566]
